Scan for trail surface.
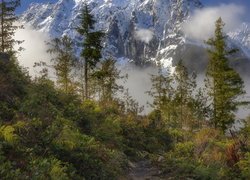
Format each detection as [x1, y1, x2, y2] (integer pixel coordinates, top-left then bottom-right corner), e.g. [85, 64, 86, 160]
[126, 160, 164, 180]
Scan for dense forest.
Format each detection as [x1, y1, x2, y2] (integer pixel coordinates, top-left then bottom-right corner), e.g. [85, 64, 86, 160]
[0, 1, 250, 179]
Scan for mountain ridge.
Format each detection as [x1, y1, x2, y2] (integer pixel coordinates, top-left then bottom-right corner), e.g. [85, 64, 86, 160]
[20, 0, 250, 69]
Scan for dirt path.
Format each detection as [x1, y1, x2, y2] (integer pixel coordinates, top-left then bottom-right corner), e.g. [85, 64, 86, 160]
[126, 160, 163, 180]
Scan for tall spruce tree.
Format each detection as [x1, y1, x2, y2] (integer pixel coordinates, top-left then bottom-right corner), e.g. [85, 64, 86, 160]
[0, 0, 22, 54]
[205, 18, 245, 132]
[173, 60, 197, 129]
[47, 36, 76, 94]
[148, 67, 173, 111]
[76, 5, 104, 99]
[93, 58, 124, 102]
[147, 66, 176, 127]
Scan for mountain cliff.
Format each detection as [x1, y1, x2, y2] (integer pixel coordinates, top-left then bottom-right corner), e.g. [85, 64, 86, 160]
[20, 0, 250, 69]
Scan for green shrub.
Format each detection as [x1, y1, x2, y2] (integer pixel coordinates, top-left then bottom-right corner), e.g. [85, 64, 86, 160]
[238, 152, 250, 179]
[173, 141, 194, 158]
[26, 157, 79, 180]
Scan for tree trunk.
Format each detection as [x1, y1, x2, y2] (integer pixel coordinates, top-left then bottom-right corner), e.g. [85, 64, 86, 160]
[84, 59, 88, 99]
[1, 1, 5, 52]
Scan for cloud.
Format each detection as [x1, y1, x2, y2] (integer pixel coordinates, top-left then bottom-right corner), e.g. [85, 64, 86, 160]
[239, 77, 250, 119]
[135, 28, 154, 44]
[182, 4, 245, 41]
[116, 59, 158, 114]
[123, 66, 157, 113]
[14, 23, 53, 77]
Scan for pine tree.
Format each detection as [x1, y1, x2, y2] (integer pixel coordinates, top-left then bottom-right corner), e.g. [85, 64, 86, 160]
[205, 18, 245, 132]
[47, 36, 76, 94]
[0, 0, 22, 54]
[147, 66, 176, 127]
[76, 5, 104, 99]
[93, 58, 124, 102]
[173, 60, 197, 129]
[148, 67, 173, 111]
[191, 87, 210, 129]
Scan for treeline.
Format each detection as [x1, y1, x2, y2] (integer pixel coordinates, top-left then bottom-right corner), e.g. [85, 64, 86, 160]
[0, 1, 249, 179]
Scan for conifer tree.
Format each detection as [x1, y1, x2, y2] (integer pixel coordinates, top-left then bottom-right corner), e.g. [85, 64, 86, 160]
[173, 60, 197, 129]
[148, 67, 173, 111]
[47, 36, 76, 94]
[205, 18, 245, 132]
[76, 5, 104, 99]
[0, 0, 22, 54]
[93, 58, 124, 102]
[148, 66, 175, 126]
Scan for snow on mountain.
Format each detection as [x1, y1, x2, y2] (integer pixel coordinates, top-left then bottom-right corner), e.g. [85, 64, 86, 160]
[20, 0, 250, 70]
[228, 23, 250, 57]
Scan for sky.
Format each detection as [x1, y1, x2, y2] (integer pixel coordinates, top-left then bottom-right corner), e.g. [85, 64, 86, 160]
[17, 0, 250, 13]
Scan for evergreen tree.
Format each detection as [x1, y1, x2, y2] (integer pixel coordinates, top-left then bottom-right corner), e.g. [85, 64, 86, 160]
[47, 36, 76, 94]
[205, 18, 245, 132]
[148, 67, 173, 111]
[93, 58, 124, 102]
[0, 0, 22, 54]
[0, 52, 29, 121]
[147, 66, 175, 127]
[191, 87, 210, 128]
[173, 60, 197, 129]
[76, 5, 104, 99]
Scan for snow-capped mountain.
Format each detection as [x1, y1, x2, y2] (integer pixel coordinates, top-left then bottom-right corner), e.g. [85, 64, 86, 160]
[228, 23, 250, 57]
[20, 0, 250, 69]
[20, 0, 203, 66]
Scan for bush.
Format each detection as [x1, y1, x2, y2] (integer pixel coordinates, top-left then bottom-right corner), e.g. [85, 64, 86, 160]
[28, 157, 71, 180]
[238, 152, 250, 179]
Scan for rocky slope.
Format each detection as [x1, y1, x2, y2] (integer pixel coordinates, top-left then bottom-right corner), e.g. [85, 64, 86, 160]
[20, 0, 250, 69]
[229, 23, 250, 57]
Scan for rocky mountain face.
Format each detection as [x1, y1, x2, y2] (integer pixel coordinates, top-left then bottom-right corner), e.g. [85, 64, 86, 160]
[229, 23, 250, 57]
[20, 0, 250, 70]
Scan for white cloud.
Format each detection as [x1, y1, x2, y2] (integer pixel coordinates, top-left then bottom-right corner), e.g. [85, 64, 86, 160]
[182, 4, 245, 41]
[14, 23, 53, 77]
[135, 28, 154, 44]
[122, 65, 157, 113]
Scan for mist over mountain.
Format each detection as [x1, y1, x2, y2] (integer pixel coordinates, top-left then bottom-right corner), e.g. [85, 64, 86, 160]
[17, 0, 250, 115]
[20, 0, 250, 72]
[1, 1, 250, 178]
